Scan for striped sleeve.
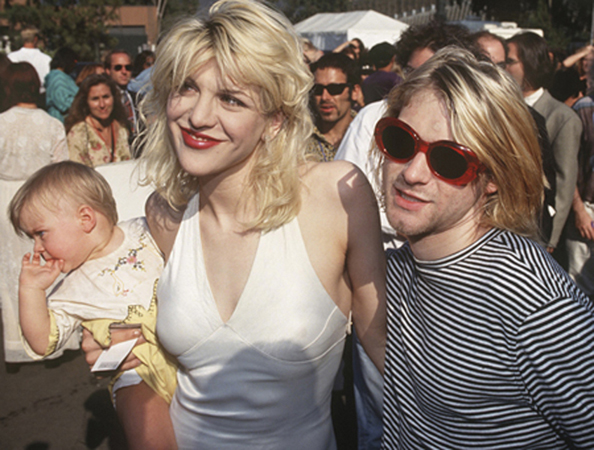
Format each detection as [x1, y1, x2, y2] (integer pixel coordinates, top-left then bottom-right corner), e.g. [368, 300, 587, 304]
[517, 296, 594, 448]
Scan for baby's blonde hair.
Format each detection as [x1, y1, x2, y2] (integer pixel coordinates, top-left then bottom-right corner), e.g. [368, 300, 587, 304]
[138, 0, 313, 232]
[9, 161, 118, 237]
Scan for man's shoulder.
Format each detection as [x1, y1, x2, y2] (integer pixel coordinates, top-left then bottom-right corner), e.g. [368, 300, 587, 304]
[573, 94, 594, 111]
[535, 90, 579, 121]
[9, 47, 49, 61]
[354, 100, 387, 123]
[306, 126, 335, 161]
[534, 92, 582, 138]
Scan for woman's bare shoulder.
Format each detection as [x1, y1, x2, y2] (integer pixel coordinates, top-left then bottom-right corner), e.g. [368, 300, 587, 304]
[301, 160, 375, 204]
[145, 192, 186, 260]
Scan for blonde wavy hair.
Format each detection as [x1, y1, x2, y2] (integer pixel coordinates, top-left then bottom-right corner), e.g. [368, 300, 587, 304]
[138, 0, 313, 232]
[384, 47, 544, 238]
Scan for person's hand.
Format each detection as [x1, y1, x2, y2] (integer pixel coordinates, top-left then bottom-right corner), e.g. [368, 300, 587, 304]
[575, 205, 594, 241]
[81, 328, 146, 372]
[19, 252, 63, 291]
[546, 246, 555, 254]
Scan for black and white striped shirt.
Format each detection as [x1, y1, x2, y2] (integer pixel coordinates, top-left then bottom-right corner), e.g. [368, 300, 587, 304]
[383, 228, 594, 449]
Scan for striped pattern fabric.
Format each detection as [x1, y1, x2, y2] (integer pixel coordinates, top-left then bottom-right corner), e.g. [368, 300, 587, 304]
[382, 228, 594, 449]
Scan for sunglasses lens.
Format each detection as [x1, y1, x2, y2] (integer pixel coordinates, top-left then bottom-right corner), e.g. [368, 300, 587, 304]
[429, 146, 469, 180]
[382, 125, 416, 161]
[312, 84, 348, 96]
[327, 84, 346, 95]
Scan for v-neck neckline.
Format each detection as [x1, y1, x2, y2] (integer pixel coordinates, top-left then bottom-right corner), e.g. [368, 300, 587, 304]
[196, 203, 263, 325]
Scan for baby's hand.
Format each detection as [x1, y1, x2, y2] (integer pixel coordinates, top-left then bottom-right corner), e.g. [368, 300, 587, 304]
[19, 252, 63, 291]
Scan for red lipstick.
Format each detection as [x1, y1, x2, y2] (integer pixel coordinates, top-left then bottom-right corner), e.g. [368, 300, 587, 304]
[180, 127, 222, 150]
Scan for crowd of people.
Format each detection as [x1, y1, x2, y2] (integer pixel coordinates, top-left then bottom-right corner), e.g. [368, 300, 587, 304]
[1, 0, 593, 449]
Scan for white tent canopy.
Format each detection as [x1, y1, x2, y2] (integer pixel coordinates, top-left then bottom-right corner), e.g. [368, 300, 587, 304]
[295, 10, 409, 52]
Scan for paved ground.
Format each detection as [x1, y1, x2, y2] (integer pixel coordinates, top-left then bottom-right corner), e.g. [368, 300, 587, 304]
[0, 316, 126, 450]
[0, 315, 358, 450]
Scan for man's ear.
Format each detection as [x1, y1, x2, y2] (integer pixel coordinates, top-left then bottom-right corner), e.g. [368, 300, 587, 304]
[351, 84, 364, 107]
[485, 180, 498, 195]
[78, 205, 97, 233]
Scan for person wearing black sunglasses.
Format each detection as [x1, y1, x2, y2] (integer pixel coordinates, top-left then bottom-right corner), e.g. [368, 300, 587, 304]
[306, 52, 362, 161]
[105, 49, 138, 145]
[381, 47, 594, 449]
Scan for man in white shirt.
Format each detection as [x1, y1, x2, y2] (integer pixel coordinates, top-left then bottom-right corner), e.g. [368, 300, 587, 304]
[8, 27, 51, 94]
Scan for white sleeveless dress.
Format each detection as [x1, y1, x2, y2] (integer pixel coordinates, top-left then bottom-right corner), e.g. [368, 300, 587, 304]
[157, 194, 348, 449]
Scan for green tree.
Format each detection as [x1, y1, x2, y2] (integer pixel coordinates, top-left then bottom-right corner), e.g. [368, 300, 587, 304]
[2, 0, 121, 61]
[473, 0, 592, 47]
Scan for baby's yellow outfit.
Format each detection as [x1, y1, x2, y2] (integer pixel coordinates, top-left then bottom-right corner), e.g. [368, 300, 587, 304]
[23, 217, 177, 403]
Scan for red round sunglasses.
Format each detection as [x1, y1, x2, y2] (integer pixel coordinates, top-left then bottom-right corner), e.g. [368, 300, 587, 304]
[374, 117, 486, 186]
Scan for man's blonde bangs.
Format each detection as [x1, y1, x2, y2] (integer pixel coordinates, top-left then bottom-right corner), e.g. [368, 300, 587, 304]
[384, 47, 544, 238]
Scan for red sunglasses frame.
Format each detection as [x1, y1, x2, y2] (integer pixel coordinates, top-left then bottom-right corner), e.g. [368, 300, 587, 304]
[374, 117, 485, 186]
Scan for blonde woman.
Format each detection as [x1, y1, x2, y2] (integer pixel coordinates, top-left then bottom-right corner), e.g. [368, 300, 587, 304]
[83, 0, 386, 448]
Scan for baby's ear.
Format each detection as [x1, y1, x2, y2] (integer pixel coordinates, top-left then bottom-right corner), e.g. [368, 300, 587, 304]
[78, 205, 97, 233]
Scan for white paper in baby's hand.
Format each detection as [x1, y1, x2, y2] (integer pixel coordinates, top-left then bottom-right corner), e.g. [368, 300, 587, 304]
[91, 338, 139, 372]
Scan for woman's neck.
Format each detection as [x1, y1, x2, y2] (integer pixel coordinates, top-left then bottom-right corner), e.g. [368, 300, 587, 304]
[198, 158, 257, 229]
[15, 103, 37, 109]
[87, 115, 112, 130]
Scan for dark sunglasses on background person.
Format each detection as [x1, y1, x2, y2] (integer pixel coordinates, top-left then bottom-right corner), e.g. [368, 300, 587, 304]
[112, 64, 132, 72]
[374, 117, 486, 186]
[311, 83, 351, 96]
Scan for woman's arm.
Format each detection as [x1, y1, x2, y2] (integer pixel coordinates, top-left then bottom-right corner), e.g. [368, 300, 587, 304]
[145, 191, 184, 262]
[340, 166, 387, 374]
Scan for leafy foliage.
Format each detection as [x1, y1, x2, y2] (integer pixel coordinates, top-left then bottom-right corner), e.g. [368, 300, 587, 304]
[2, 0, 121, 61]
[473, 0, 592, 48]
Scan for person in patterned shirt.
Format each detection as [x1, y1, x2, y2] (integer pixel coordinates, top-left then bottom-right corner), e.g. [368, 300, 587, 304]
[306, 52, 362, 161]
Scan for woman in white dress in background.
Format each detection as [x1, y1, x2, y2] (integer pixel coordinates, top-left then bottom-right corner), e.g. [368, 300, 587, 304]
[0, 62, 70, 362]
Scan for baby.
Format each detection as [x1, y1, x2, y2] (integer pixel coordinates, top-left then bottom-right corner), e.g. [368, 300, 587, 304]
[10, 161, 177, 449]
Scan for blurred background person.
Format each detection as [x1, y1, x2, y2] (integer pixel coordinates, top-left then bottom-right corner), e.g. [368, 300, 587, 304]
[302, 38, 324, 65]
[507, 32, 582, 257]
[0, 61, 69, 363]
[562, 45, 594, 95]
[0, 53, 11, 113]
[472, 30, 556, 246]
[104, 49, 138, 143]
[307, 52, 362, 161]
[8, 27, 51, 99]
[334, 38, 367, 62]
[566, 61, 594, 299]
[132, 50, 155, 78]
[65, 74, 131, 167]
[75, 62, 105, 86]
[550, 67, 584, 107]
[129, 50, 156, 95]
[361, 42, 401, 105]
[45, 47, 79, 123]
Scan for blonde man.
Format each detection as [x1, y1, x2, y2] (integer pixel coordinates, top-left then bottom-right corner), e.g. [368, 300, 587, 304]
[380, 47, 594, 448]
